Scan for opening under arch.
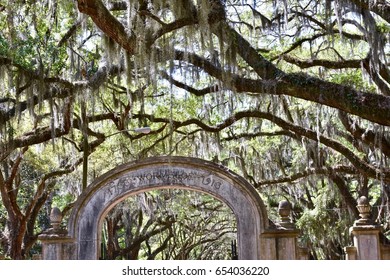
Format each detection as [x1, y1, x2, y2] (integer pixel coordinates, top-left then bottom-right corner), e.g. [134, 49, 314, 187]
[99, 188, 238, 260]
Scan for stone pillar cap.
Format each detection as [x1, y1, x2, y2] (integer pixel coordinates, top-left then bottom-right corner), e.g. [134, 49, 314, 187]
[357, 196, 369, 205]
[278, 200, 292, 209]
[50, 207, 63, 223]
[40, 207, 68, 236]
[355, 196, 373, 226]
[277, 200, 295, 229]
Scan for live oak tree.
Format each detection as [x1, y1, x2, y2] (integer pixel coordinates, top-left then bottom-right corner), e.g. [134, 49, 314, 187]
[101, 190, 236, 260]
[0, 0, 389, 259]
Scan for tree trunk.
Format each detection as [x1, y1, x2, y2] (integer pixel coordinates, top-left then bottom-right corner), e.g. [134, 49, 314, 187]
[7, 217, 27, 259]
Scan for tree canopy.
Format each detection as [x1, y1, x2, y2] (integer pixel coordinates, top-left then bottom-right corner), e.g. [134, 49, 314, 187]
[0, 0, 389, 259]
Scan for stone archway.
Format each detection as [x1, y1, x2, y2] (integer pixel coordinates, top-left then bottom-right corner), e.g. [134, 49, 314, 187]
[40, 156, 304, 260]
[67, 156, 270, 260]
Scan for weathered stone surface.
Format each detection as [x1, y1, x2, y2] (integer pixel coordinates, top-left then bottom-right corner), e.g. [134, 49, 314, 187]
[67, 156, 271, 260]
[344, 246, 357, 260]
[382, 245, 390, 260]
[38, 234, 76, 260]
[351, 225, 381, 260]
[261, 229, 300, 260]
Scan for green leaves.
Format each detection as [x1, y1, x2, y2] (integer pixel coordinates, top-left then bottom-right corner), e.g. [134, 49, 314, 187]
[329, 70, 375, 92]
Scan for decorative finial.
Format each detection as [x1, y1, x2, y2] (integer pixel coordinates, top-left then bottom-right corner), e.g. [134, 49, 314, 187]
[49, 207, 63, 232]
[278, 200, 294, 229]
[355, 196, 372, 225]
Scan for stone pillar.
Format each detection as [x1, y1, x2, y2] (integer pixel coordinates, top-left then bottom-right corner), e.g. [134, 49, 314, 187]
[262, 201, 301, 259]
[38, 207, 76, 260]
[344, 246, 357, 260]
[346, 196, 381, 260]
[298, 247, 310, 260]
[382, 246, 390, 260]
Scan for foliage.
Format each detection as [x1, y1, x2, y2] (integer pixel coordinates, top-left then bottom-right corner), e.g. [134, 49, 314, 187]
[101, 189, 236, 260]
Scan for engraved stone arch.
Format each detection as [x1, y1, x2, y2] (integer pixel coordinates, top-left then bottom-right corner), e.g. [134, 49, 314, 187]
[67, 156, 272, 260]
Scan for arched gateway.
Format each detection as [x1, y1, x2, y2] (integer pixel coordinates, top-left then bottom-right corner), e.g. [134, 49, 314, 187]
[40, 157, 304, 260]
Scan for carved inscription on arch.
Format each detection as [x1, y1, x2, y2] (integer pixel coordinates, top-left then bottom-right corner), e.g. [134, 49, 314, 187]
[135, 170, 199, 183]
[201, 176, 222, 189]
[102, 167, 224, 200]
